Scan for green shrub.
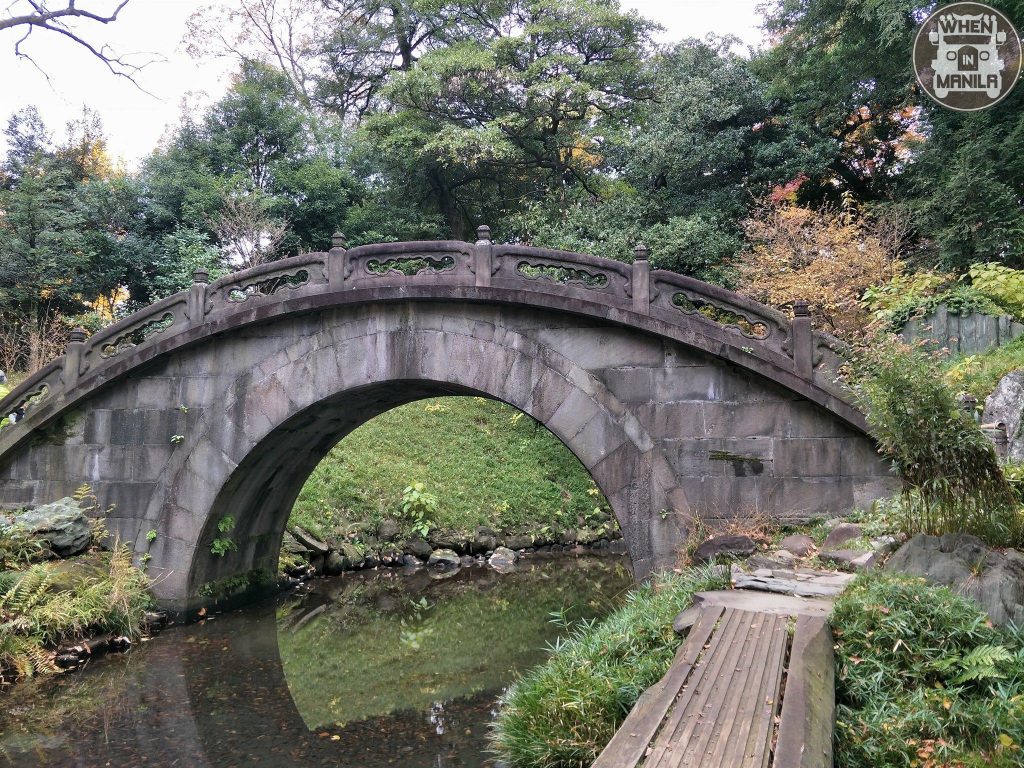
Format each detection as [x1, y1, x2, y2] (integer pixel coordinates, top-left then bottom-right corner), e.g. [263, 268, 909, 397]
[849, 335, 1023, 546]
[400, 482, 437, 537]
[968, 262, 1024, 319]
[863, 271, 1005, 333]
[0, 545, 152, 680]
[490, 567, 728, 768]
[832, 573, 1024, 767]
[944, 334, 1024, 402]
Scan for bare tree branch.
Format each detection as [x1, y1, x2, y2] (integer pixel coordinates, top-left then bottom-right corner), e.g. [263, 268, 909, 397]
[1, 1, 161, 87]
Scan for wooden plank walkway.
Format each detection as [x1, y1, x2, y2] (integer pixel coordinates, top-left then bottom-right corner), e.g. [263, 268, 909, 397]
[592, 603, 833, 768]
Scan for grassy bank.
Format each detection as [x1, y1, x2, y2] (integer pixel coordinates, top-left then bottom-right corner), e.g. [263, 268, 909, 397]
[489, 567, 729, 768]
[290, 396, 615, 544]
[832, 573, 1024, 767]
[944, 335, 1024, 403]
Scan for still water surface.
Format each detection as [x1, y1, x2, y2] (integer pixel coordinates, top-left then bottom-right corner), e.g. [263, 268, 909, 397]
[0, 555, 631, 768]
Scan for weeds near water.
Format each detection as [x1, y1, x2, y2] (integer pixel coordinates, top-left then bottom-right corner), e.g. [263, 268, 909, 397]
[489, 566, 728, 768]
[0, 543, 152, 682]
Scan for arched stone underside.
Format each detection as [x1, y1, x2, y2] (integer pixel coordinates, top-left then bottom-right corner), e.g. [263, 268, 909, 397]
[0, 241, 898, 612]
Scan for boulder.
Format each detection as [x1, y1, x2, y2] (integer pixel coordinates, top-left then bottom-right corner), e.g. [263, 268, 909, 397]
[339, 542, 363, 561]
[401, 554, 423, 569]
[488, 546, 519, 573]
[281, 530, 311, 556]
[377, 519, 400, 541]
[16, 498, 92, 557]
[427, 548, 461, 571]
[692, 534, 757, 564]
[779, 534, 815, 558]
[821, 523, 862, 551]
[504, 534, 533, 551]
[324, 550, 346, 575]
[608, 540, 627, 554]
[820, 549, 876, 571]
[403, 537, 433, 559]
[983, 369, 1024, 461]
[470, 531, 498, 554]
[428, 531, 465, 554]
[289, 526, 329, 555]
[886, 533, 1024, 626]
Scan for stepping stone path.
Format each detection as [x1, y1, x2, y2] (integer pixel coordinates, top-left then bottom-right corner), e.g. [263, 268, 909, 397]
[713, 526, 904, 600]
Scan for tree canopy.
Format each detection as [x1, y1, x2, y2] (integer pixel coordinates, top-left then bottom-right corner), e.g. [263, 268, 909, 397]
[2, 0, 1024, 369]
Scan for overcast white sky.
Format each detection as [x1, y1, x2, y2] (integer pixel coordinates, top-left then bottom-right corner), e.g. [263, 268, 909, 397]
[0, 0, 765, 167]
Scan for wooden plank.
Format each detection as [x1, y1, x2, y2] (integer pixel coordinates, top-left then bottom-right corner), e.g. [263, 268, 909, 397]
[697, 613, 781, 768]
[714, 614, 783, 768]
[773, 615, 835, 768]
[590, 604, 725, 768]
[750, 617, 788, 768]
[676, 611, 774, 767]
[640, 609, 744, 768]
[644, 609, 752, 768]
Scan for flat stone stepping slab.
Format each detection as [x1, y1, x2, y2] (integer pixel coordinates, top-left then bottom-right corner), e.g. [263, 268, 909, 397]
[696, 589, 833, 616]
[731, 564, 856, 598]
[593, 604, 834, 768]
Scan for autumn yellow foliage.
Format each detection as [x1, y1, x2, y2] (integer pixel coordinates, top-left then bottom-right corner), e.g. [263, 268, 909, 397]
[739, 199, 906, 339]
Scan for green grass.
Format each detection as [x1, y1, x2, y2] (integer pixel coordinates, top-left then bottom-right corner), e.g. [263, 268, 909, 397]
[831, 572, 1024, 767]
[290, 396, 614, 543]
[944, 334, 1024, 402]
[489, 566, 729, 768]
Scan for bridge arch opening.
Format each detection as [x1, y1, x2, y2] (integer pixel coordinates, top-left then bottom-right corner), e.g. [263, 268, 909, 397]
[184, 379, 640, 604]
[152, 299, 672, 612]
[285, 394, 626, 561]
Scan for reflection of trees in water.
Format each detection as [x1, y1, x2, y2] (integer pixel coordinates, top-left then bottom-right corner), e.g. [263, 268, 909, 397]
[277, 556, 633, 729]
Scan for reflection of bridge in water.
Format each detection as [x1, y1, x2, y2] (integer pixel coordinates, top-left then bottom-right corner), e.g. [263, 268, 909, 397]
[0, 557, 632, 768]
[0, 230, 895, 613]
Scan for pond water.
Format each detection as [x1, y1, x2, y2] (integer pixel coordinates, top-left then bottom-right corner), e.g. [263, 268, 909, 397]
[0, 554, 632, 767]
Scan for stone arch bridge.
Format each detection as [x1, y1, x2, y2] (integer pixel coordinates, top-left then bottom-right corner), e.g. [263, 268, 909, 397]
[0, 230, 895, 612]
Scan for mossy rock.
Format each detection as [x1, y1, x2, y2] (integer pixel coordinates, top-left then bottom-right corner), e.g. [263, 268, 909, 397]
[46, 553, 109, 592]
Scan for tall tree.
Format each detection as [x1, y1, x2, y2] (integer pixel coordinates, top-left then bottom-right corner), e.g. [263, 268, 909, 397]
[755, 0, 1024, 268]
[357, 0, 657, 238]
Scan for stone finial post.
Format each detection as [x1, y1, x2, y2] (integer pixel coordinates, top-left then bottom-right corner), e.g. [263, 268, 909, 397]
[188, 268, 210, 327]
[474, 225, 492, 288]
[632, 243, 651, 315]
[63, 326, 87, 388]
[328, 231, 348, 291]
[792, 299, 813, 379]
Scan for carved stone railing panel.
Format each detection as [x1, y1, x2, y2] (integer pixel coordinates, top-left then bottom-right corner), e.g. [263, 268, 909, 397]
[0, 362, 63, 429]
[79, 294, 190, 377]
[207, 254, 328, 313]
[650, 272, 791, 353]
[343, 242, 474, 290]
[490, 246, 632, 305]
[670, 293, 769, 339]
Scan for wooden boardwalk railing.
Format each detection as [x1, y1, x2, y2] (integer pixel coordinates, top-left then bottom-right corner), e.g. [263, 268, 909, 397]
[592, 603, 834, 768]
